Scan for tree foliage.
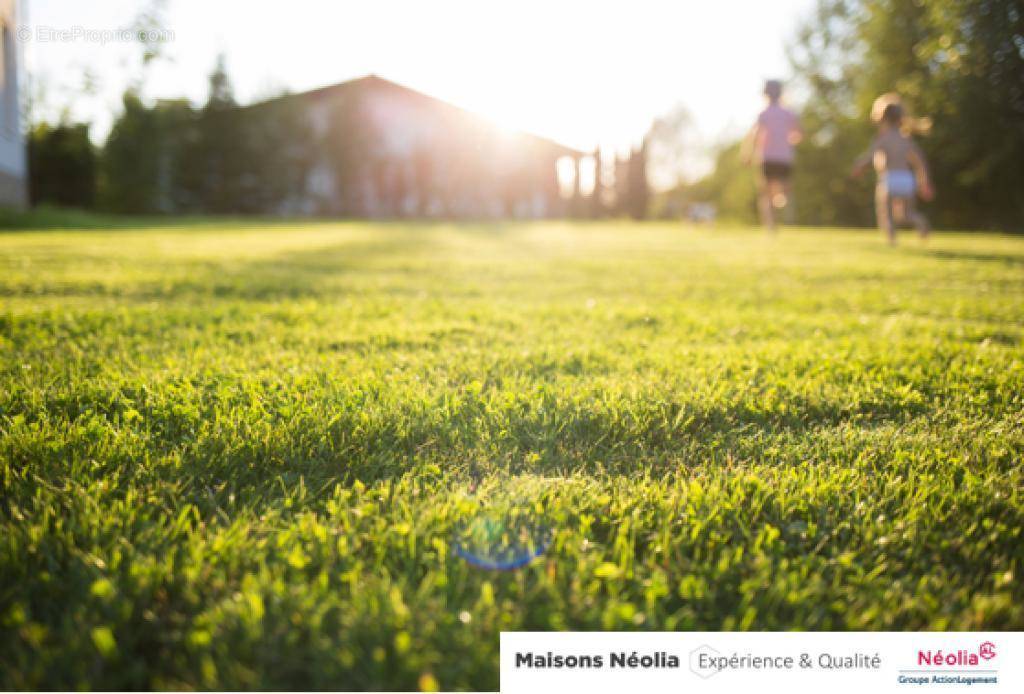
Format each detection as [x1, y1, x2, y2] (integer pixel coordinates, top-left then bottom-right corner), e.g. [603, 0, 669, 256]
[28, 123, 96, 209]
[99, 92, 193, 213]
[625, 139, 650, 220]
[685, 142, 759, 224]
[97, 57, 315, 215]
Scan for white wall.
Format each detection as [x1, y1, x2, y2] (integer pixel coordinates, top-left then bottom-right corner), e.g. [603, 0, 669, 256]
[0, 0, 25, 180]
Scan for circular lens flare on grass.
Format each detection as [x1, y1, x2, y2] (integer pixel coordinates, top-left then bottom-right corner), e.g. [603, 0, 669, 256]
[451, 476, 555, 571]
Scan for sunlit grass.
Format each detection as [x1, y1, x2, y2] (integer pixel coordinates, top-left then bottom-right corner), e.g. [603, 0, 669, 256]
[1, 220, 1022, 689]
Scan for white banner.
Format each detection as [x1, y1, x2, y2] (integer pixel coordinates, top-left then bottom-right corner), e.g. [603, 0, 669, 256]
[500, 632, 1022, 693]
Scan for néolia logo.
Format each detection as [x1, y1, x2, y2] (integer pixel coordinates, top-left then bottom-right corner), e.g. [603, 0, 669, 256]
[917, 642, 997, 667]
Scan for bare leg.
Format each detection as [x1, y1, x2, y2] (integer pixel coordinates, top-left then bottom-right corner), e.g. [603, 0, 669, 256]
[892, 198, 907, 225]
[904, 197, 930, 240]
[780, 178, 795, 224]
[757, 174, 776, 231]
[875, 185, 895, 245]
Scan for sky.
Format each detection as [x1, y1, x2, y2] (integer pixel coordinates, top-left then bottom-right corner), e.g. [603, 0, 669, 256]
[21, 0, 814, 182]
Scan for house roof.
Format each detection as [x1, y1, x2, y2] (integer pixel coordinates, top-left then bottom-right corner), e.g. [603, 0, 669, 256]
[250, 74, 585, 158]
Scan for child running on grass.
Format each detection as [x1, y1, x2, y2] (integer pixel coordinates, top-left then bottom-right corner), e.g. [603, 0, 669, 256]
[851, 94, 934, 245]
[742, 79, 803, 232]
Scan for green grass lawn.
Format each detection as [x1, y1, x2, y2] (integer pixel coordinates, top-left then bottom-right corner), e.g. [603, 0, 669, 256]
[1, 220, 1022, 690]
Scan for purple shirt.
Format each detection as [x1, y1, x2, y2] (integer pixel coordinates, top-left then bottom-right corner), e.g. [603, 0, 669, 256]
[755, 104, 800, 164]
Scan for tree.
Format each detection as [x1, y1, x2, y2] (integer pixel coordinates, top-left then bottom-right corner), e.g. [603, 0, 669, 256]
[686, 142, 758, 224]
[243, 97, 317, 213]
[28, 123, 96, 208]
[99, 92, 195, 213]
[785, 0, 877, 227]
[590, 147, 605, 218]
[98, 53, 318, 216]
[645, 105, 697, 192]
[185, 55, 257, 213]
[625, 139, 650, 220]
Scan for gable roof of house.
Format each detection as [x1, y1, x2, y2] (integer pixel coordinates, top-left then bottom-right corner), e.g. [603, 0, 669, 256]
[250, 74, 585, 158]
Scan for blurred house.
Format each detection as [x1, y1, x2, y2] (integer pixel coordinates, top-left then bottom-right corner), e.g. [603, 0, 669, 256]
[252, 75, 584, 218]
[0, 0, 26, 208]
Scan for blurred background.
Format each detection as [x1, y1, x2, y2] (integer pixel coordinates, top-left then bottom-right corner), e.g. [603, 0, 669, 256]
[4, 0, 1023, 229]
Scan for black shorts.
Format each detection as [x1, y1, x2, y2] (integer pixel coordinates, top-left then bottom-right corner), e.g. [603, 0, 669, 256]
[762, 161, 792, 182]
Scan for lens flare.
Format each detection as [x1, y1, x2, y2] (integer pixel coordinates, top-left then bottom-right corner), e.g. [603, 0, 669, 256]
[451, 476, 557, 571]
